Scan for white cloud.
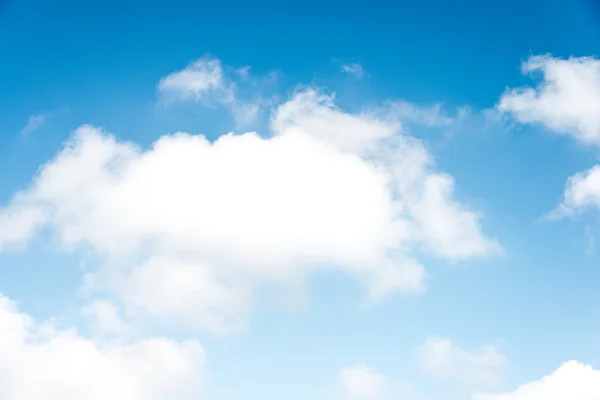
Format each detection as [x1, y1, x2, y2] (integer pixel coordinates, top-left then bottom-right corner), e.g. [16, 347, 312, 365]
[497, 54, 600, 146]
[497, 55, 600, 218]
[157, 56, 269, 126]
[549, 165, 600, 217]
[341, 63, 365, 78]
[473, 361, 600, 400]
[338, 365, 385, 399]
[157, 58, 232, 103]
[0, 294, 205, 400]
[21, 114, 47, 135]
[0, 203, 46, 250]
[0, 89, 498, 334]
[82, 299, 128, 335]
[416, 337, 507, 386]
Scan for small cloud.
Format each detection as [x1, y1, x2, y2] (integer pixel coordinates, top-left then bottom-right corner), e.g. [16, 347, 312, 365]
[341, 63, 365, 78]
[546, 165, 600, 220]
[21, 114, 48, 135]
[390, 102, 462, 127]
[497, 54, 600, 147]
[157, 56, 275, 127]
[416, 337, 508, 388]
[338, 364, 386, 399]
[157, 57, 233, 105]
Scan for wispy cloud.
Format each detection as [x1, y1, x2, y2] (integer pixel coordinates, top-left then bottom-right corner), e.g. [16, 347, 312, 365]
[21, 114, 48, 135]
[157, 56, 277, 128]
[416, 337, 508, 388]
[341, 63, 365, 78]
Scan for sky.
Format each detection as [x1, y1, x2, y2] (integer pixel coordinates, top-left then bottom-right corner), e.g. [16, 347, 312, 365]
[2, 0, 600, 399]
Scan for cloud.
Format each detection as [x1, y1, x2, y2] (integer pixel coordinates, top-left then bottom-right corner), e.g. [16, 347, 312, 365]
[473, 361, 600, 400]
[341, 63, 365, 78]
[388, 101, 468, 127]
[497, 55, 600, 219]
[157, 58, 233, 104]
[416, 337, 508, 386]
[21, 114, 47, 135]
[157, 56, 270, 126]
[338, 365, 385, 399]
[548, 165, 600, 217]
[81, 299, 129, 335]
[497, 54, 600, 146]
[0, 89, 498, 334]
[0, 294, 205, 400]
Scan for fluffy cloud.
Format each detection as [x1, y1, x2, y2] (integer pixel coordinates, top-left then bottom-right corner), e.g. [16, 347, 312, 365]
[0, 89, 498, 333]
[0, 294, 205, 400]
[497, 55, 600, 217]
[416, 337, 507, 386]
[549, 165, 600, 217]
[473, 361, 600, 400]
[157, 56, 270, 126]
[338, 365, 385, 399]
[498, 54, 600, 146]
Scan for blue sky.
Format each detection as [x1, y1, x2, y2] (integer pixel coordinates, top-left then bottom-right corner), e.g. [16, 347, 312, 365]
[2, 0, 600, 399]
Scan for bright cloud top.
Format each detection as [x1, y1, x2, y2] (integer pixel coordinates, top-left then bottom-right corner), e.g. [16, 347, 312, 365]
[0, 85, 498, 334]
[416, 337, 507, 386]
[474, 361, 600, 400]
[498, 54, 600, 146]
[0, 294, 205, 400]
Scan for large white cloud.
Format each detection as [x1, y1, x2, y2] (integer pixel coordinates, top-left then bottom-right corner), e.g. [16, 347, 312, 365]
[473, 361, 600, 400]
[416, 337, 507, 387]
[498, 54, 600, 146]
[0, 89, 498, 334]
[0, 294, 205, 400]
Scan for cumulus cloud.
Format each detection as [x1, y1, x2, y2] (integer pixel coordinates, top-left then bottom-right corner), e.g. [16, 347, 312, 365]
[473, 361, 600, 400]
[0, 89, 498, 334]
[416, 337, 507, 386]
[496, 55, 600, 218]
[338, 365, 385, 399]
[0, 294, 205, 400]
[341, 63, 365, 78]
[497, 54, 600, 146]
[157, 56, 269, 126]
[548, 165, 600, 217]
